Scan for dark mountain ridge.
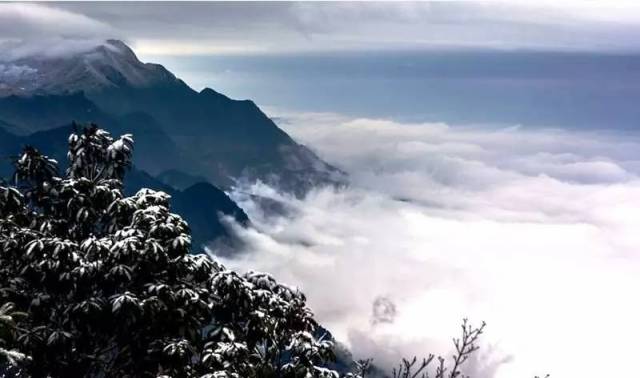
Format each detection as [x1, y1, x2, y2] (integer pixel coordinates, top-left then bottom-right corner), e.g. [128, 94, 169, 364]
[0, 93, 195, 176]
[0, 39, 343, 192]
[0, 39, 343, 248]
[0, 124, 248, 249]
[0, 92, 110, 135]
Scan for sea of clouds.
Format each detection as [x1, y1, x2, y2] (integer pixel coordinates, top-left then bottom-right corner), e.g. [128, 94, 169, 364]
[222, 111, 640, 378]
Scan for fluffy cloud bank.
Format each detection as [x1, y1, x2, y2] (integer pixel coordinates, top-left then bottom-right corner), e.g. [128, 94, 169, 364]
[222, 111, 640, 378]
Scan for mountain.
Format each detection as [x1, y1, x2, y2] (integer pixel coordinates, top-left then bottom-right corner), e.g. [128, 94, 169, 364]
[0, 39, 343, 248]
[0, 125, 249, 249]
[0, 39, 343, 193]
[156, 169, 209, 191]
[172, 182, 249, 253]
[0, 123, 18, 149]
[0, 92, 113, 135]
[0, 40, 178, 96]
[115, 111, 199, 176]
[124, 169, 249, 249]
[0, 93, 198, 177]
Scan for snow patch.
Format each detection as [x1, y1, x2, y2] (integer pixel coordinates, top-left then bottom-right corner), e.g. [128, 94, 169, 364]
[0, 63, 37, 81]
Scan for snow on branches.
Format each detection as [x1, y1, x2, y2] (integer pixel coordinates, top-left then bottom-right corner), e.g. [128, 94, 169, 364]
[0, 126, 349, 378]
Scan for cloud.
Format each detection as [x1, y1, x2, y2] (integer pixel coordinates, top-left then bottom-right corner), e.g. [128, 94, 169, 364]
[39, 2, 640, 55]
[0, 3, 114, 60]
[220, 111, 640, 378]
[0, 2, 639, 58]
[288, 2, 434, 33]
[0, 3, 111, 39]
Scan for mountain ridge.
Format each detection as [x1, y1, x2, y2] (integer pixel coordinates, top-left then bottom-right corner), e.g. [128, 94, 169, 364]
[0, 40, 183, 96]
[0, 124, 248, 249]
[0, 38, 344, 248]
[0, 39, 344, 193]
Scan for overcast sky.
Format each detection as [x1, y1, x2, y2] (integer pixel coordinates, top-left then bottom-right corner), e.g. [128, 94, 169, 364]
[2, 2, 640, 56]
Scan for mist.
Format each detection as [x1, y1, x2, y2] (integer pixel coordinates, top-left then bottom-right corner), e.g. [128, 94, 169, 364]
[220, 111, 640, 378]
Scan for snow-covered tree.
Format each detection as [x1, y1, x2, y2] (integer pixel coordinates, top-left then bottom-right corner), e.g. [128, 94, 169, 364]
[0, 125, 347, 378]
[0, 302, 29, 376]
[0, 125, 488, 378]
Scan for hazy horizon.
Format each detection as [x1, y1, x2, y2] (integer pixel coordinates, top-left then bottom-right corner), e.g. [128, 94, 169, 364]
[143, 49, 640, 130]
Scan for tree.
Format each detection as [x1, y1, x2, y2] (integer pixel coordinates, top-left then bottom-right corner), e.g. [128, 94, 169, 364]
[389, 320, 485, 378]
[0, 125, 342, 377]
[0, 302, 29, 376]
[0, 125, 488, 378]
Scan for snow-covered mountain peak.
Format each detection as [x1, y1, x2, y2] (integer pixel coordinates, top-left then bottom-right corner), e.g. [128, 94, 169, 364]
[0, 40, 179, 96]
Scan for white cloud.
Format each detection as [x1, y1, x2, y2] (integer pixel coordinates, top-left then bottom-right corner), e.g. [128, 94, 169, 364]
[0, 3, 111, 38]
[36, 2, 640, 55]
[285, 2, 640, 52]
[0, 3, 114, 60]
[132, 39, 269, 57]
[220, 111, 640, 378]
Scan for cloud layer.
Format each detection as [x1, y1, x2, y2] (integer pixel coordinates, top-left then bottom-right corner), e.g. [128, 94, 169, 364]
[222, 111, 640, 378]
[0, 3, 114, 60]
[0, 3, 110, 39]
[5, 2, 640, 57]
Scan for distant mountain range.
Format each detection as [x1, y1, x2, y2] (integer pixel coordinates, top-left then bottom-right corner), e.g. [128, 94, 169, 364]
[0, 123, 249, 250]
[0, 39, 342, 249]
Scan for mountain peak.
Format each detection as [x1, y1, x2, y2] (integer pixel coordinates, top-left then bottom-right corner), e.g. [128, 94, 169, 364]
[105, 39, 133, 53]
[90, 40, 138, 62]
[0, 39, 345, 195]
[0, 39, 179, 97]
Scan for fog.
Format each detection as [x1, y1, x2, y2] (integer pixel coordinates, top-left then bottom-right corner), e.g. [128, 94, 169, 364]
[221, 111, 640, 378]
